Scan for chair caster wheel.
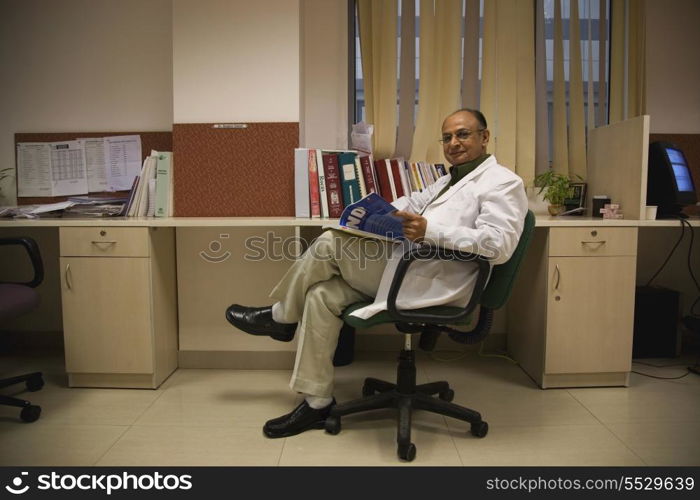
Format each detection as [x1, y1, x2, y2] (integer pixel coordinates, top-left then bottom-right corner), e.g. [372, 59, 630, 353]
[397, 443, 416, 462]
[361, 384, 374, 397]
[26, 375, 44, 392]
[20, 405, 41, 423]
[325, 415, 341, 435]
[471, 421, 488, 438]
[438, 389, 454, 402]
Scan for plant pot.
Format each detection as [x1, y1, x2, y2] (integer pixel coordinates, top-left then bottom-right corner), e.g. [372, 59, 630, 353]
[548, 204, 565, 216]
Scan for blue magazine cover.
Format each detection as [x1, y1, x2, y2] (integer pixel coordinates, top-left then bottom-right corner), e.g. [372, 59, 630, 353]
[335, 193, 405, 240]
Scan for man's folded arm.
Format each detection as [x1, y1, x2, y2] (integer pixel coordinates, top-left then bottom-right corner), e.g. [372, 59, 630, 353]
[422, 178, 527, 265]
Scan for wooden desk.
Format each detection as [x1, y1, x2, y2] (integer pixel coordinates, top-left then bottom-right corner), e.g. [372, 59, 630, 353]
[1, 216, 698, 389]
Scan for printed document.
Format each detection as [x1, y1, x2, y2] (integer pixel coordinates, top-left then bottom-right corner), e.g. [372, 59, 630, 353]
[16, 141, 89, 197]
[79, 138, 109, 192]
[104, 135, 142, 191]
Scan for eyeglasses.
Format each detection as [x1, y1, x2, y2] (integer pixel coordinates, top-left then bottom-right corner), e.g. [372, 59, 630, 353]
[439, 129, 485, 144]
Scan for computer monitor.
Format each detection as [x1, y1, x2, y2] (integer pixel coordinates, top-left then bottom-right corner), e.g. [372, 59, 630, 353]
[647, 141, 697, 218]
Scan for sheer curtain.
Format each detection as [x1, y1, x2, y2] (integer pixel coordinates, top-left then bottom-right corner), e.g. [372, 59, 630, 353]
[357, 0, 398, 159]
[482, 0, 536, 182]
[609, 0, 646, 123]
[354, 0, 636, 185]
[409, 0, 462, 164]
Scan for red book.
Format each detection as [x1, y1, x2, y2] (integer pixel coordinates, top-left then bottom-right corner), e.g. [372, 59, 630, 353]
[322, 153, 344, 218]
[308, 149, 321, 218]
[374, 159, 394, 202]
[389, 159, 405, 198]
[359, 154, 378, 195]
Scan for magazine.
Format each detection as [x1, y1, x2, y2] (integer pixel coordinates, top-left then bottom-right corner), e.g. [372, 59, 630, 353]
[333, 193, 405, 241]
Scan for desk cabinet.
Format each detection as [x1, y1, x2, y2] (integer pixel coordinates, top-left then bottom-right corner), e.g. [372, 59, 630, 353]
[59, 227, 177, 388]
[508, 227, 638, 388]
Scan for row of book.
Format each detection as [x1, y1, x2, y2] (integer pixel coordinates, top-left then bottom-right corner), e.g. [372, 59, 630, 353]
[122, 151, 173, 217]
[294, 148, 448, 218]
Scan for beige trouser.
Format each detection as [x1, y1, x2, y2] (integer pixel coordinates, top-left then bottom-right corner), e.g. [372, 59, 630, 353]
[269, 230, 393, 398]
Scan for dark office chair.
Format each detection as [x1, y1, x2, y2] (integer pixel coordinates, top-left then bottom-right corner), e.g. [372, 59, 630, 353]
[0, 237, 45, 423]
[325, 211, 535, 461]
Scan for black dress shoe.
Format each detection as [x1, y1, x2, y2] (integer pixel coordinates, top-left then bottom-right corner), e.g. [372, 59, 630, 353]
[263, 399, 336, 438]
[225, 305, 297, 342]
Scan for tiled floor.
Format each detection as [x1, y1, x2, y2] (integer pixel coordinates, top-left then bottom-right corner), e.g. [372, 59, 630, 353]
[1, 347, 699, 466]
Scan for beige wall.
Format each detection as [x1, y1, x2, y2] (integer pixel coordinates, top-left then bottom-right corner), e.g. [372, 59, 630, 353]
[0, 0, 174, 206]
[300, 0, 349, 148]
[645, 0, 700, 133]
[172, 0, 300, 123]
[0, 0, 173, 332]
[641, 0, 700, 320]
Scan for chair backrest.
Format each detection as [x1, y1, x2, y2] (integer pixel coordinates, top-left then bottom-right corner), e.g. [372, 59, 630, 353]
[479, 210, 535, 310]
[0, 237, 43, 322]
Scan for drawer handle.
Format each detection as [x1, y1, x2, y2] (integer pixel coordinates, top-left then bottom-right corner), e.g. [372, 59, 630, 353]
[65, 264, 73, 290]
[91, 240, 117, 245]
[580, 240, 606, 246]
[554, 265, 560, 290]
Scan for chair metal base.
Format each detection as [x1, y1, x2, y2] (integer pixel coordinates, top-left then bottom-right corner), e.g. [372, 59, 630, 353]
[325, 350, 488, 461]
[0, 372, 43, 423]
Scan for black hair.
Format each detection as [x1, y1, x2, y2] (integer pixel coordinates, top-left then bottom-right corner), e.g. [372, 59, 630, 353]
[448, 108, 488, 129]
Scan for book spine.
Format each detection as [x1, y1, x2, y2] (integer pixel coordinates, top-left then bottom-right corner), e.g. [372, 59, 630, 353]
[294, 148, 311, 217]
[399, 160, 411, 196]
[406, 161, 418, 193]
[308, 149, 321, 218]
[315, 149, 329, 218]
[359, 155, 378, 195]
[154, 152, 171, 217]
[322, 153, 344, 218]
[122, 175, 140, 216]
[354, 157, 367, 197]
[385, 159, 398, 200]
[412, 162, 424, 191]
[338, 152, 361, 206]
[418, 162, 431, 186]
[374, 159, 393, 202]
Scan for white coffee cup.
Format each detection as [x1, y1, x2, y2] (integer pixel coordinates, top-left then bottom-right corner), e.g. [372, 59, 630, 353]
[645, 205, 657, 220]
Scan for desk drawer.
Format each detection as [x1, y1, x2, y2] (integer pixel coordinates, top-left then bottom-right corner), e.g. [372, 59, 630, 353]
[548, 227, 637, 257]
[60, 227, 150, 257]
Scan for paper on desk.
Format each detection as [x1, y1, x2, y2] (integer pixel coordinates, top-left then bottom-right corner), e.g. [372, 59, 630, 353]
[79, 138, 109, 192]
[26, 201, 76, 214]
[16, 141, 89, 197]
[104, 135, 142, 191]
[16, 143, 52, 197]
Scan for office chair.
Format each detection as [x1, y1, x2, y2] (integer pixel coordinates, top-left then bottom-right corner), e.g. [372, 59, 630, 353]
[0, 237, 45, 423]
[325, 211, 535, 461]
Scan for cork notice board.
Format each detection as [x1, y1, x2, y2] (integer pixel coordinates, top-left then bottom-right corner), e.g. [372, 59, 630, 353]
[173, 123, 299, 217]
[15, 131, 172, 206]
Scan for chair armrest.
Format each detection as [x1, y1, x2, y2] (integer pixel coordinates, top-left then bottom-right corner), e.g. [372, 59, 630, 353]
[386, 244, 490, 323]
[0, 237, 44, 288]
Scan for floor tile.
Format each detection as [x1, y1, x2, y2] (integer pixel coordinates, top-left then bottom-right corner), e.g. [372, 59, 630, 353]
[278, 416, 461, 466]
[422, 352, 539, 394]
[2, 386, 164, 426]
[445, 387, 599, 427]
[606, 421, 700, 466]
[3, 346, 699, 467]
[0, 423, 127, 466]
[96, 425, 285, 466]
[568, 376, 700, 424]
[134, 370, 300, 428]
[451, 424, 645, 466]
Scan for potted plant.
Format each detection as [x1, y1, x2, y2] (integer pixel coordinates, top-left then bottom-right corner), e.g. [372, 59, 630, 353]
[533, 171, 575, 216]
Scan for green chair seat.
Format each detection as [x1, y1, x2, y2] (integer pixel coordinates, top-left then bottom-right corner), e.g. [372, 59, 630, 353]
[343, 302, 472, 329]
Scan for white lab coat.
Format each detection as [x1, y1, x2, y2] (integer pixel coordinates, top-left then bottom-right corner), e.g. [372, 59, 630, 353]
[349, 155, 528, 320]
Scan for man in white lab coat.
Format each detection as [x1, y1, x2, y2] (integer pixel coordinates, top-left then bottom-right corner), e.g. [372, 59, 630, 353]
[226, 109, 528, 438]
